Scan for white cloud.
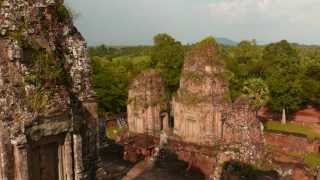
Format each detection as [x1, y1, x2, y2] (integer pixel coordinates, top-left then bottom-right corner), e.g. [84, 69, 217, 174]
[207, 0, 320, 43]
[66, 0, 320, 45]
[208, 0, 270, 24]
[209, 0, 320, 25]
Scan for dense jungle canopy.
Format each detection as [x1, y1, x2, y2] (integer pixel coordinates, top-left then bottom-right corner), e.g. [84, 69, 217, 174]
[90, 34, 320, 116]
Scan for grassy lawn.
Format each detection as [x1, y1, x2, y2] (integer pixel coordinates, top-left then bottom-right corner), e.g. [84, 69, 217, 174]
[265, 121, 320, 140]
[304, 153, 320, 169]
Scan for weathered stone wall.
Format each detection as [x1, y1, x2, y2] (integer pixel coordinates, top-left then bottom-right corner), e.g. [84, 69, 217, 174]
[0, 121, 14, 180]
[265, 131, 320, 154]
[264, 132, 320, 179]
[173, 39, 229, 146]
[173, 38, 263, 150]
[127, 70, 165, 136]
[220, 97, 264, 162]
[124, 38, 265, 178]
[0, 0, 98, 179]
[122, 37, 317, 179]
[171, 39, 265, 179]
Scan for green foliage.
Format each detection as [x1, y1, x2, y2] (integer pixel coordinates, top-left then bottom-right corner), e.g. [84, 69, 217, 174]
[23, 46, 63, 88]
[301, 63, 320, 105]
[225, 40, 264, 101]
[242, 78, 269, 110]
[150, 33, 185, 99]
[196, 36, 218, 47]
[89, 45, 151, 58]
[262, 40, 305, 113]
[90, 35, 320, 116]
[223, 161, 257, 177]
[226, 39, 315, 114]
[263, 40, 299, 69]
[8, 21, 28, 45]
[304, 153, 320, 170]
[265, 121, 320, 140]
[106, 127, 125, 140]
[8, 31, 23, 44]
[222, 161, 275, 179]
[27, 87, 49, 112]
[266, 71, 305, 113]
[91, 55, 151, 114]
[55, 4, 72, 22]
[21, 41, 64, 112]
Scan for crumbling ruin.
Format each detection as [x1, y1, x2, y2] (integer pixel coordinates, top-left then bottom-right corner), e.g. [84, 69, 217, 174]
[127, 70, 165, 136]
[173, 38, 263, 150]
[0, 0, 97, 179]
[122, 38, 265, 179]
[173, 38, 230, 145]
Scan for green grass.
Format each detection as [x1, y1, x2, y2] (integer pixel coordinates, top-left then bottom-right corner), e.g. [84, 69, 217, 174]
[304, 153, 320, 169]
[265, 121, 320, 140]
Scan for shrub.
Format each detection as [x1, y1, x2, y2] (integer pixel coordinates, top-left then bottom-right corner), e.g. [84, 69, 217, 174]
[55, 4, 72, 22]
[22, 41, 63, 88]
[27, 87, 49, 112]
[304, 153, 320, 170]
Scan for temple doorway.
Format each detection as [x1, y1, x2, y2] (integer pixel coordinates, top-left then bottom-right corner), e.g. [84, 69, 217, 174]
[28, 135, 65, 180]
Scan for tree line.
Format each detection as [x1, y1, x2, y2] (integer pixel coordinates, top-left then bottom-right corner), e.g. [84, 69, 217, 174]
[90, 34, 320, 117]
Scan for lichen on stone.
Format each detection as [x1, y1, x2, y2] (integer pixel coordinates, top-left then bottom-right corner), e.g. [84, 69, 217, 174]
[0, 0, 98, 179]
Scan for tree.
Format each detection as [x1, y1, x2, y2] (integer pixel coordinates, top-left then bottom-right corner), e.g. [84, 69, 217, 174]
[262, 40, 299, 71]
[234, 40, 261, 64]
[91, 55, 151, 114]
[150, 33, 185, 98]
[242, 78, 269, 111]
[262, 40, 305, 119]
[225, 40, 263, 101]
[301, 63, 320, 105]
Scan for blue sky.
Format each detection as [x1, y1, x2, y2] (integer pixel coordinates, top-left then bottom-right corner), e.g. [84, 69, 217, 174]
[65, 0, 320, 45]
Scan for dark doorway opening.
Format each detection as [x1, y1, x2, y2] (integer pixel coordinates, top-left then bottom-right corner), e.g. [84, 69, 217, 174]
[169, 115, 174, 129]
[28, 135, 65, 180]
[30, 142, 59, 180]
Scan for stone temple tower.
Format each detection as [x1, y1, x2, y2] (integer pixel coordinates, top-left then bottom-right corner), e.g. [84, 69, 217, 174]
[173, 38, 230, 146]
[173, 38, 264, 151]
[0, 0, 98, 179]
[127, 70, 165, 136]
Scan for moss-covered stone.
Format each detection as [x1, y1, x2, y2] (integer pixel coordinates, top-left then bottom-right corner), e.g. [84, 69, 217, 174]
[22, 46, 63, 88]
[55, 3, 72, 22]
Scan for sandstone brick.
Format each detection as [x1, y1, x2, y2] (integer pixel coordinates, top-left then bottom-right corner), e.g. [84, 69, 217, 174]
[127, 70, 165, 136]
[0, 0, 98, 179]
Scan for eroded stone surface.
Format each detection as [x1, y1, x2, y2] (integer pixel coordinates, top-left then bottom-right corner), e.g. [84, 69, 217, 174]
[0, 0, 97, 179]
[173, 39, 264, 168]
[124, 39, 266, 179]
[173, 39, 229, 145]
[127, 70, 165, 135]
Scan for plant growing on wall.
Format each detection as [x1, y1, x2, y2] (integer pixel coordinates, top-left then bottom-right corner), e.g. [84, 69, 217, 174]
[242, 78, 269, 111]
[27, 87, 49, 112]
[22, 41, 64, 112]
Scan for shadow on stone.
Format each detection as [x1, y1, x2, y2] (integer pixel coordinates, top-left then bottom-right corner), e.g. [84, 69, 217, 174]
[222, 161, 279, 180]
[136, 150, 205, 180]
